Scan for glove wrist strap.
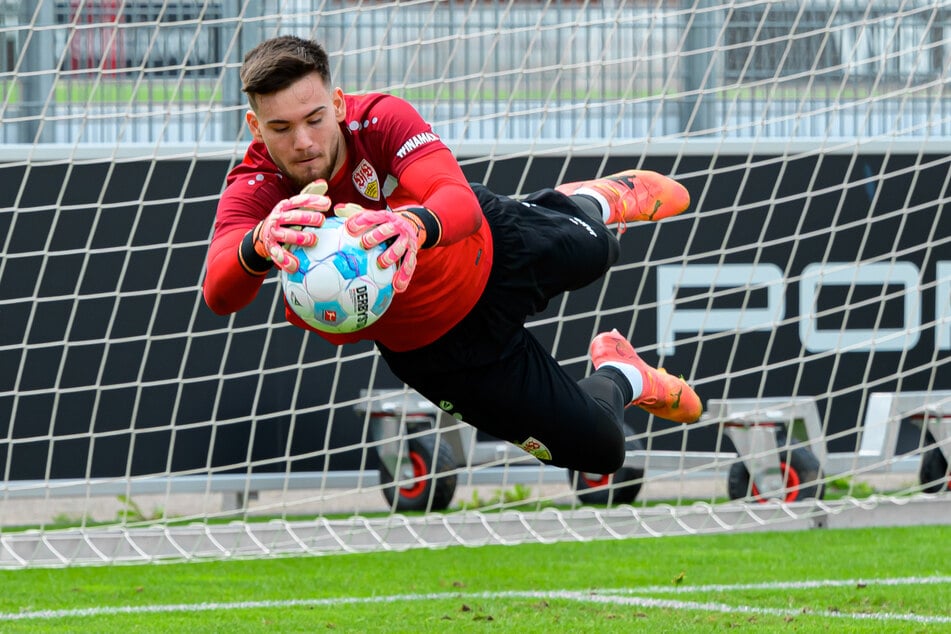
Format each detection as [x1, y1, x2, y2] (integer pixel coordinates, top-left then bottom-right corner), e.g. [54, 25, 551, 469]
[399, 206, 441, 249]
[239, 226, 273, 275]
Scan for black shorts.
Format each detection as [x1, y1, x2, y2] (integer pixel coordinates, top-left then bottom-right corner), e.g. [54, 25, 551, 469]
[377, 185, 626, 472]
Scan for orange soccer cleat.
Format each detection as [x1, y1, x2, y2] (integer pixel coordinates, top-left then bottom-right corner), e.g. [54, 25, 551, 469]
[556, 169, 690, 229]
[590, 329, 702, 424]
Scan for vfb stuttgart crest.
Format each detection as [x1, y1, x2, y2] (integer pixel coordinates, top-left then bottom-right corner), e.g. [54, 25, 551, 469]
[352, 159, 380, 201]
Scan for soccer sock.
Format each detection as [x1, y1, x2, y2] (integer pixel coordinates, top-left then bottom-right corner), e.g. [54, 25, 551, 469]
[571, 193, 611, 224]
[599, 361, 644, 401]
[571, 187, 611, 223]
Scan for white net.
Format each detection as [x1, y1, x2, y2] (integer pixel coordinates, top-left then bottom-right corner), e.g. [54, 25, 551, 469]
[1, 0, 949, 567]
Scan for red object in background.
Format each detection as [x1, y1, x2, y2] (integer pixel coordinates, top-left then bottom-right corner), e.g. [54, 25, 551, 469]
[69, 0, 125, 71]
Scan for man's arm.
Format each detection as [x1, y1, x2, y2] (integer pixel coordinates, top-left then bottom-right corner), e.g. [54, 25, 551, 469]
[386, 146, 483, 247]
[203, 224, 269, 315]
[203, 187, 330, 315]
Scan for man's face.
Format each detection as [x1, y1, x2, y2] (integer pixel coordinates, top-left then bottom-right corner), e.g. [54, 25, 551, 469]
[246, 72, 346, 190]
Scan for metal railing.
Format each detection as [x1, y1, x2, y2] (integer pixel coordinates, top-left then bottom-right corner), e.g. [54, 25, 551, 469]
[2, 0, 949, 145]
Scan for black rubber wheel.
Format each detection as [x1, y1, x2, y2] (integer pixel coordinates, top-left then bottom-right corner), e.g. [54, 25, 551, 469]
[919, 446, 950, 494]
[727, 443, 824, 502]
[567, 437, 644, 505]
[378, 434, 457, 511]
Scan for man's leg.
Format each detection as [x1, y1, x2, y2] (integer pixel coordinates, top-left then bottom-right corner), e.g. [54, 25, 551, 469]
[556, 170, 691, 231]
[590, 329, 703, 423]
[454, 184, 622, 329]
[380, 329, 629, 474]
[548, 174, 702, 421]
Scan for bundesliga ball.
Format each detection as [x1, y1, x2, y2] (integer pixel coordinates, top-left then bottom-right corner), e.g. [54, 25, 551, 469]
[280, 216, 396, 334]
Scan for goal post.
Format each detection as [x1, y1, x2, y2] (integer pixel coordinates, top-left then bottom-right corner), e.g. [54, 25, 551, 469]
[1, 0, 950, 567]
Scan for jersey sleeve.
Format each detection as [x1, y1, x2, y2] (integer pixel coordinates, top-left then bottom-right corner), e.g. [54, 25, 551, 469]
[202, 173, 288, 315]
[387, 148, 483, 245]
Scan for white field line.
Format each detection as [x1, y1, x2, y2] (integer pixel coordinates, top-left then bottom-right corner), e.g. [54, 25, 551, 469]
[601, 575, 951, 595]
[1, 575, 949, 624]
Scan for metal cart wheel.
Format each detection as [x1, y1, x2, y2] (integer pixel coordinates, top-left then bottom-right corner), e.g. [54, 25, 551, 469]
[378, 434, 457, 511]
[567, 437, 645, 505]
[727, 441, 824, 503]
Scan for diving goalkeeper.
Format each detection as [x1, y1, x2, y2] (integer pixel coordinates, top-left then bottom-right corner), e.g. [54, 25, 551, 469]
[203, 35, 702, 474]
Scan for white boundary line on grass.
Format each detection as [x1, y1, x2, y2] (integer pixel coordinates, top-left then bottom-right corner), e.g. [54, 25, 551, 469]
[602, 575, 951, 595]
[2, 575, 949, 624]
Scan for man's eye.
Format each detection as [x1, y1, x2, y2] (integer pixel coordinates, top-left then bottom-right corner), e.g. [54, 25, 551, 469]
[273, 127, 289, 133]
[308, 119, 321, 126]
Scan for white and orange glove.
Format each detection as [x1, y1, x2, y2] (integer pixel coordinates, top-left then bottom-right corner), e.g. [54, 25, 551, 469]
[251, 181, 331, 273]
[335, 203, 427, 293]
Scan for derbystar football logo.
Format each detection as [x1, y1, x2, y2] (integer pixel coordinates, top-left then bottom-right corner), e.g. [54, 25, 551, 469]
[395, 131, 439, 159]
[352, 159, 380, 201]
[350, 285, 370, 328]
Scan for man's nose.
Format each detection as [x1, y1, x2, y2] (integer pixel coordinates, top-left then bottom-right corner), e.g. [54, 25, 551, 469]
[293, 127, 313, 150]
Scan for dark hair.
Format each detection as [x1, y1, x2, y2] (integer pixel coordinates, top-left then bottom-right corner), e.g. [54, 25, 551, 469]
[240, 35, 332, 110]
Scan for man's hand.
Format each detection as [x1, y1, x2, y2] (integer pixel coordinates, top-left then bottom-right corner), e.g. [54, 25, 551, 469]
[254, 183, 331, 273]
[335, 203, 424, 293]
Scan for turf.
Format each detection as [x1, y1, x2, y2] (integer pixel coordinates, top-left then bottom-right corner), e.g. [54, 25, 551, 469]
[0, 524, 948, 632]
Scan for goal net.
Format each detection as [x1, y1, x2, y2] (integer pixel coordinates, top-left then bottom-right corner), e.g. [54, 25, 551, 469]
[1, 0, 949, 567]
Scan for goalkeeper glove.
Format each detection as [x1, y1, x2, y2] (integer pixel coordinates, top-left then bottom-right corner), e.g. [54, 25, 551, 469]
[335, 204, 426, 293]
[252, 181, 331, 273]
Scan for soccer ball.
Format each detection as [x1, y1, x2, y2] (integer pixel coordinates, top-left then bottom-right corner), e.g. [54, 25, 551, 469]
[280, 216, 396, 334]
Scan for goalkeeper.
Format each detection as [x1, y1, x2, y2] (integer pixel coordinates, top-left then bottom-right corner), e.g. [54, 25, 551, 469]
[203, 35, 701, 474]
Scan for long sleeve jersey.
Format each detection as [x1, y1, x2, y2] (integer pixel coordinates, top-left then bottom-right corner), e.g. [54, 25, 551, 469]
[203, 93, 493, 351]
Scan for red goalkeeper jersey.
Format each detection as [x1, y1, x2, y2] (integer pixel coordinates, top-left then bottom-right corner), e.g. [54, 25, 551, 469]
[204, 93, 493, 351]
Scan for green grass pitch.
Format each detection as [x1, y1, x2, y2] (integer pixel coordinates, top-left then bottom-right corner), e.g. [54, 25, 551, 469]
[0, 524, 948, 632]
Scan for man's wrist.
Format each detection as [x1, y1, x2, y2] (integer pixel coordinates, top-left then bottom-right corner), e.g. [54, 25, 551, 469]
[399, 207, 441, 248]
[238, 226, 273, 275]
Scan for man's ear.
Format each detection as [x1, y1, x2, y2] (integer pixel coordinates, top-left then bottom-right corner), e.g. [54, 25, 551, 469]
[246, 110, 263, 141]
[333, 87, 347, 122]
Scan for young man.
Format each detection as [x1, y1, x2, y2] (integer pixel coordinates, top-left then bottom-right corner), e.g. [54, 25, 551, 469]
[203, 35, 701, 475]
